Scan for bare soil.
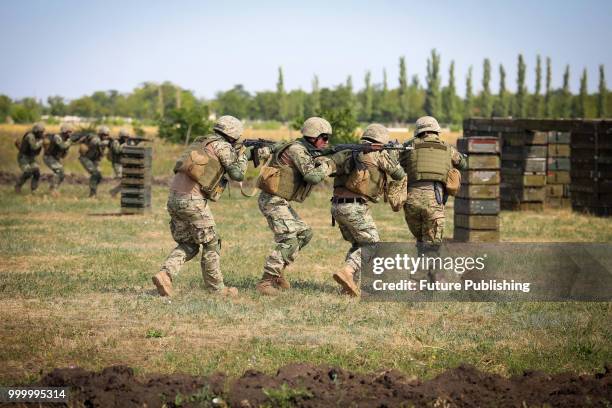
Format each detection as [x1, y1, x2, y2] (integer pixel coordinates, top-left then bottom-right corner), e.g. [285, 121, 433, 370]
[16, 363, 611, 407]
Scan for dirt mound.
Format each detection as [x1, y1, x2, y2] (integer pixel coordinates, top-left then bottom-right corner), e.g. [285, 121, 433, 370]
[26, 363, 611, 407]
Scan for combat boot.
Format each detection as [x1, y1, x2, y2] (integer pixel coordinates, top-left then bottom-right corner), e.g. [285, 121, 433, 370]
[276, 274, 290, 290]
[109, 184, 121, 197]
[88, 188, 97, 198]
[152, 271, 173, 297]
[256, 273, 281, 296]
[218, 287, 238, 297]
[333, 266, 360, 297]
[14, 185, 22, 194]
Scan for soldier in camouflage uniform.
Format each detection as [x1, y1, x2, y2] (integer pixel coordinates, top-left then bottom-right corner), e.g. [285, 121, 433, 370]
[331, 124, 406, 296]
[15, 122, 45, 193]
[108, 128, 129, 197]
[401, 116, 467, 257]
[153, 115, 253, 297]
[79, 126, 110, 197]
[255, 117, 336, 296]
[43, 123, 73, 195]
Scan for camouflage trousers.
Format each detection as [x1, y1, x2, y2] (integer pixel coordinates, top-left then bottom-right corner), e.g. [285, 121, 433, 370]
[331, 201, 380, 276]
[159, 192, 224, 291]
[16, 155, 40, 191]
[258, 191, 313, 278]
[111, 162, 122, 178]
[403, 187, 445, 248]
[43, 155, 65, 190]
[79, 156, 101, 193]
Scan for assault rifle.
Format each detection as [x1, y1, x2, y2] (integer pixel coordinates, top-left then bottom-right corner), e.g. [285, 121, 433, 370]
[239, 138, 279, 167]
[119, 136, 152, 146]
[320, 141, 414, 155]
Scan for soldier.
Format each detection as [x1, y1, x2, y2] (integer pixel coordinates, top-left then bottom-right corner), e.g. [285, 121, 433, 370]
[152, 115, 252, 297]
[108, 128, 129, 197]
[79, 126, 110, 197]
[400, 116, 467, 259]
[43, 123, 73, 195]
[331, 124, 406, 296]
[15, 122, 45, 193]
[255, 117, 336, 296]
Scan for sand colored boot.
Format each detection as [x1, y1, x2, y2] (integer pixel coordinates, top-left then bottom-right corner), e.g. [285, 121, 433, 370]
[276, 274, 290, 290]
[152, 271, 173, 297]
[333, 266, 360, 297]
[218, 287, 238, 297]
[256, 273, 281, 296]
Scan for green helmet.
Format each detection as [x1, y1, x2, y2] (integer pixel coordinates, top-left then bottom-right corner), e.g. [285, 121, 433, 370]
[361, 124, 390, 144]
[118, 128, 130, 138]
[213, 115, 243, 141]
[60, 123, 74, 134]
[32, 122, 45, 134]
[301, 117, 332, 138]
[415, 116, 441, 136]
[98, 126, 110, 136]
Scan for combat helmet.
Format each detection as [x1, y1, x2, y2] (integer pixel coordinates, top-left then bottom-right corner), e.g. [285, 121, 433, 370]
[97, 125, 110, 136]
[32, 122, 46, 134]
[213, 115, 243, 141]
[414, 116, 441, 136]
[60, 123, 74, 134]
[301, 117, 332, 138]
[361, 124, 390, 144]
[118, 128, 130, 138]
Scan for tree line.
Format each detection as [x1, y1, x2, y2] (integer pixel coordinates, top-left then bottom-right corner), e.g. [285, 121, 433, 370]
[1, 51, 609, 128]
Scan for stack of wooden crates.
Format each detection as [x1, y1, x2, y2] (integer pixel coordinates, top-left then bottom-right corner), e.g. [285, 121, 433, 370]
[500, 130, 547, 211]
[454, 137, 501, 242]
[546, 131, 571, 208]
[120, 145, 152, 214]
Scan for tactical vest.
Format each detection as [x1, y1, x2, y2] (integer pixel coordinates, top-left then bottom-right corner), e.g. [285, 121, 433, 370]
[334, 151, 386, 202]
[402, 138, 452, 184]
[19, 132, 42, 157]
[173, 136, 227, 201]
[257, 141, 313, 202]
[44, 135, 68, 159]
[107, 139, 122, 163]
[82, 135, 105, 161]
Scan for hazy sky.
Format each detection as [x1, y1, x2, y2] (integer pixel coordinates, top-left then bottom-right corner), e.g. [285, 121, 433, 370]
[0, 0, 610, 101]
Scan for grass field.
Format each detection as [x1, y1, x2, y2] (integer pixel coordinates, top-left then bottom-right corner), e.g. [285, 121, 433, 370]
[0, 124, 610, 387]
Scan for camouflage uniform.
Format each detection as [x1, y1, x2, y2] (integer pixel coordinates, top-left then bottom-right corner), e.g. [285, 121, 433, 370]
[256, 117, 335, 295]
[15, 123, 45, 193]
[155, 116, 249, 296]
[43, 125, 73, 192]
[402, 117, 467, 249]
[79, 126, 109, 197]
[331, 124, 406, 296]
[108, 138, 124, 178]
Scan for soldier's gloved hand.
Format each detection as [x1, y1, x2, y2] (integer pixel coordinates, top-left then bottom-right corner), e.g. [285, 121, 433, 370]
[257, 146, 272, 163]
[315, 156, 336, 176]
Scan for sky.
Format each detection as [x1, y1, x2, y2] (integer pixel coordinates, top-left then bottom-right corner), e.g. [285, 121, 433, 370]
[0, 0, 610, 102]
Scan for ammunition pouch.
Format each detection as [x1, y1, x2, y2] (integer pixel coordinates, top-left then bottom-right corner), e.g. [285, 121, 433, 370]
[385, 176, 408, 212]
[256, 143, 312, 202]
[445, 168, 461, 196]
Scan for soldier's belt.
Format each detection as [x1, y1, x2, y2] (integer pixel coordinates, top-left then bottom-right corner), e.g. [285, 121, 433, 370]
[331, 197, 366, 204]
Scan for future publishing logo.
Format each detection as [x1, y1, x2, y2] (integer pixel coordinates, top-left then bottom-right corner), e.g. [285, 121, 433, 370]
[369, 253, 531, 293]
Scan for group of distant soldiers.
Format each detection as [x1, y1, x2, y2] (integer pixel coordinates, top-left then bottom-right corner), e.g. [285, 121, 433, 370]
[15, 123, 131, 197]
[152, 115, 467, 298]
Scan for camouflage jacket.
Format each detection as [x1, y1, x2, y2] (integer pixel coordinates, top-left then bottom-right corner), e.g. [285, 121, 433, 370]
[108, 139, 124, 163]
[82, 134, 106, 161]
[280, 138, 332, 185]
[207, 134, 249, 181]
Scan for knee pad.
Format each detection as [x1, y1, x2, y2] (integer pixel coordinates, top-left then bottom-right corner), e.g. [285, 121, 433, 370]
[297, 228, 313, 249]
[180, 242, 200, 262]
[278, 237, 300, 264]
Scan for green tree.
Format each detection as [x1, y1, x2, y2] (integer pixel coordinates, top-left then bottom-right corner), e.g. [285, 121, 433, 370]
[277, 66, 288, 121]
[157, 105, 212, 144]
[10, 98, 42, 123]
[464, 66, 474, 118]
[480, 58, 492, 117]
[287, 90, 306, 121]
[598, 65, 607, 118]
[68, 96, 97, 118]
[319, 107, 358, 144]
[0, 94, 11, 122]
[442, 61, 459, 124]
[493, 64, 509, 116]
[544, 57, 552, 117]
[345, 75, 357, 117]
[530, 55, 542, 117]
[310, 75, 321, 115]
[424, 49, 441, 117]
[252, 91, 278, 119]
[362, 71, 373, 121]
[47, 96, 67, 116]
[398, 56, 409, 121]
[560, 65, 571, 117]
[514, 54, 527, 117]
[215, 84, 252, 119]
[407, 75, 425, 120]
[575, 68, 588, 117]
